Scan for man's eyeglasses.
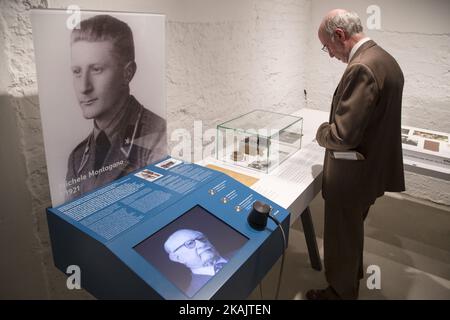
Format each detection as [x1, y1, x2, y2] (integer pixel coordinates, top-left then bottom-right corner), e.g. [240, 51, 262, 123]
[173, 236, 207, 253]
[321, 44, 329, 53]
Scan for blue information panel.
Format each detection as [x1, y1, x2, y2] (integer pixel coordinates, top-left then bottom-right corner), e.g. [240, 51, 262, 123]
[47, 157, 290, 299]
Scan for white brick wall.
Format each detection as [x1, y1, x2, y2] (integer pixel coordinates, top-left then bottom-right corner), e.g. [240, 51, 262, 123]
[166, 0, 310, 161]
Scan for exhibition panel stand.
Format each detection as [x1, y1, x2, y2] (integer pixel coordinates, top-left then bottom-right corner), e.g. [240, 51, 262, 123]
[47, 157, 290, 299]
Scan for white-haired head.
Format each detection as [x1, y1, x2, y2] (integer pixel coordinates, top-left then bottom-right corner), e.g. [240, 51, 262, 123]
[318, 9, 366, 63]
[322, 9, 364, 38]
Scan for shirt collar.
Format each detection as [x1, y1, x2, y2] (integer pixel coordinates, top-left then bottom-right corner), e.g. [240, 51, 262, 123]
[349, 37, 371, 62]
[93, 96, 130, 140]
[191, 257, 228, 276]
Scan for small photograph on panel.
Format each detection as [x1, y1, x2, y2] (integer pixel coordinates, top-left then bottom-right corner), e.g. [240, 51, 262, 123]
[135, 169, 163, 182]
[155, 158, 183, 170]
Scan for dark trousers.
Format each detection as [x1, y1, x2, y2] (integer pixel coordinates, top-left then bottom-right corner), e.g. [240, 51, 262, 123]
[324, 200, 371, 299]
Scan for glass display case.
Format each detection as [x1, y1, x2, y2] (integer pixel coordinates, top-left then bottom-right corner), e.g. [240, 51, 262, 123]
[216, 109, 303, 173]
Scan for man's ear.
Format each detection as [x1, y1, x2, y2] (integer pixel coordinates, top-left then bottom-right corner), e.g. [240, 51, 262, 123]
[123, 61, 137, 84]
[334, 28, 346, 41]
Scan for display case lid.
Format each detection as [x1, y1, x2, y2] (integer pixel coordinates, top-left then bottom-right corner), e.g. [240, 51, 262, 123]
[217, 109, 302, 138]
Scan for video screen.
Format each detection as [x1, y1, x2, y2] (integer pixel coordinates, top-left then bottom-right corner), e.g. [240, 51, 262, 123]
[134, 205, 248, 297]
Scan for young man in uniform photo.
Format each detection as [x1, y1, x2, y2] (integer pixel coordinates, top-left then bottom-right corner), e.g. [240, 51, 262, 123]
[66, 14, 167, 200]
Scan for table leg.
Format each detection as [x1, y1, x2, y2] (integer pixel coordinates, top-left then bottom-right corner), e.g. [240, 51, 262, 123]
[300, 206, 322, 271]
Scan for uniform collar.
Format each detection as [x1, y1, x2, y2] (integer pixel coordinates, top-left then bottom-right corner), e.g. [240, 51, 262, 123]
[77, 95, 143, 177]
[191, 257, 228, 276]
[93, 96, 131, 141]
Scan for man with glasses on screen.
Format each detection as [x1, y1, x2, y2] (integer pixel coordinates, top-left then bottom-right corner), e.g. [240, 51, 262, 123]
[164, 229, 228, 296]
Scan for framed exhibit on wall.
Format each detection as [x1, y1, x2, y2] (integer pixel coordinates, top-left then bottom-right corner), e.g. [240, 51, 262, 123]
[31, 9, 168, 206]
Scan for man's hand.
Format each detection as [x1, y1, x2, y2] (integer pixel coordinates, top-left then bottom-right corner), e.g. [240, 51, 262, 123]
[316, 122, 330, 147]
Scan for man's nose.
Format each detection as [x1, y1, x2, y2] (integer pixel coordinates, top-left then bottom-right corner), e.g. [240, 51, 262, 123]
[328, 50, 334, 58]
[195, 239, 203, 246]
[195, 239, 206, 248]
[80, 72, 93, 94]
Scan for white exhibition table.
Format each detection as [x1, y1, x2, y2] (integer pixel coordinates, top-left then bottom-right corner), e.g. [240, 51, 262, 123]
[197, 107, 449, 270]
[403, 158, 450, 181]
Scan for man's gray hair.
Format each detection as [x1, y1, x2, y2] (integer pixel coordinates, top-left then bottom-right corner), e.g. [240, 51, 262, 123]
[324, 11, 363, 37]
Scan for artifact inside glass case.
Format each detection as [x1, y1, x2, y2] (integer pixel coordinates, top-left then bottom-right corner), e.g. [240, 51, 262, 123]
[216, 110, 303, 173]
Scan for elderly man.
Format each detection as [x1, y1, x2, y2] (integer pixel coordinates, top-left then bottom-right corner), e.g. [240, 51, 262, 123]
[66, 14, 167, 200]
[164, 229, 228, 297]
[309, 9, 405, 299]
